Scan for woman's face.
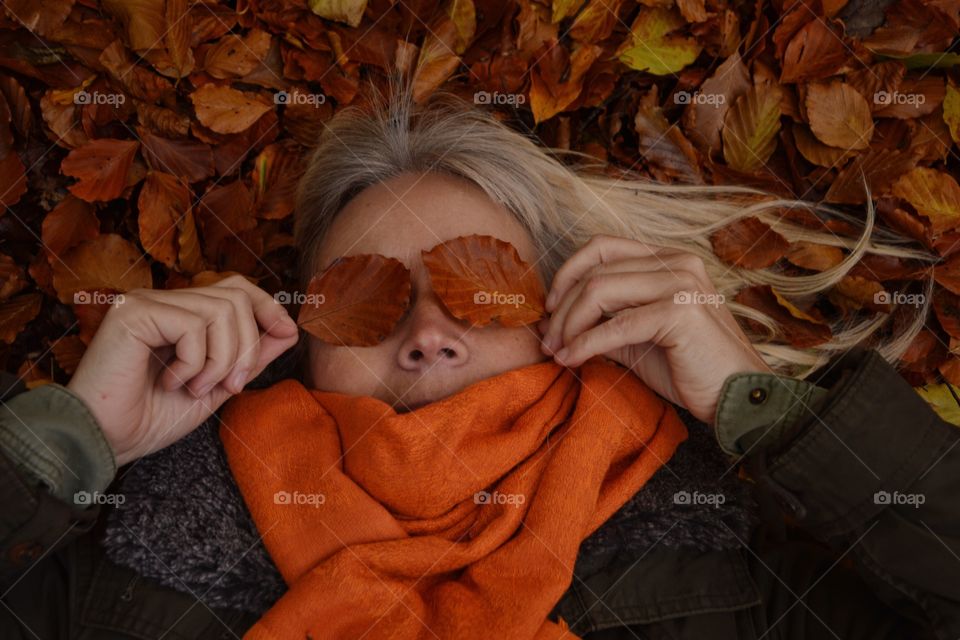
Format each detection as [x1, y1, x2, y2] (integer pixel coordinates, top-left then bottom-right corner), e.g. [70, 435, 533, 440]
[305, 171, 549, 411]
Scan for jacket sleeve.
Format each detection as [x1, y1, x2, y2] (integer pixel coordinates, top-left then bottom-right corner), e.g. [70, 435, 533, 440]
[0, 370, 115, 590]
[716, 347, 960, 640]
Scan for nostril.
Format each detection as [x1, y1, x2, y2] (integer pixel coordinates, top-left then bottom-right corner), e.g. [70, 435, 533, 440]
[440, 347, 456, 358]
[410, 349, 423, 361]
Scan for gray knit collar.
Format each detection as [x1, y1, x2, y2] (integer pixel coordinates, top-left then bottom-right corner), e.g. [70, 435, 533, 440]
[99, 403, 756, 616]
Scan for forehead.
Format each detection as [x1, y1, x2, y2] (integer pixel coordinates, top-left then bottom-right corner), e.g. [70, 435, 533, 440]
[314, 172, 540, 269]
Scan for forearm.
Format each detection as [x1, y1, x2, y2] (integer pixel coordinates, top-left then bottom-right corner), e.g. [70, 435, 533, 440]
[0, 373, 115, 588]
[717, 347, 960, 639]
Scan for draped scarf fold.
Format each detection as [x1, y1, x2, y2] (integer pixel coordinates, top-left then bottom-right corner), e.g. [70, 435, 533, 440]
[219, 355, 688, 639]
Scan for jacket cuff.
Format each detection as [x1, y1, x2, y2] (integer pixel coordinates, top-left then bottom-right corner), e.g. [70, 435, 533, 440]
[742, 347, 958, 538]
[714, 372, 830, 457]
[0, 382, 117, 505]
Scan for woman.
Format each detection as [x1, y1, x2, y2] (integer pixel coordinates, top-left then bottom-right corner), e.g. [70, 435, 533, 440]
[0, 77, 957, 639]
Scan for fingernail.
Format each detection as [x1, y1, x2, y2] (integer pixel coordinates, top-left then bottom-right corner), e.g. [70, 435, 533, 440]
[542, 334, 556, 353]
[229, 367, 249, 392]
[196, 381, 215, 397]
[545, 290, 556, 310]
[555, 347, 569, 363]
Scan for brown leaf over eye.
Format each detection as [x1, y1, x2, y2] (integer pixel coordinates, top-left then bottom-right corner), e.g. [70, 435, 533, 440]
[421, 234, 545, 327]
[297, 254, 411, 347]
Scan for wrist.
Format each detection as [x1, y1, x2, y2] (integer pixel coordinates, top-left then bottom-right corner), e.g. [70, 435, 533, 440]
[65, 378, 136, 467]
[706, 356, 771, 428]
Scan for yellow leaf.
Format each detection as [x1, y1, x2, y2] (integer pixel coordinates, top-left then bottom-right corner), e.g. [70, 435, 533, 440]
[722, 83, 782, 173]
[915, 384, 960, 426]
[307, 0, 367, 28]
[552, 0, 587, 22]
[943, 79, 960, 146]
[891, 167, 960, 236]
[771, 287, 827, 325]
[616, 8, 701, 76]
[448, 0, 476, 54]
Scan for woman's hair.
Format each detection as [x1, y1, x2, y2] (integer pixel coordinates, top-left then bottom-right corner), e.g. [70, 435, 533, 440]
[292, 72, 939, 379]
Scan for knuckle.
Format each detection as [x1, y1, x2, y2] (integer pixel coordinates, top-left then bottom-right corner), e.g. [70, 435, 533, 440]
[674, 272, 699, 292]
[605, 310, 633, 334]
[210, 296, 235, 316]
[585, 261, 608, 279]
[581, 274, 607, 297]
[123, 288, 147, 302]
[186, 313, 208, 333]
[679, 253, 709, 280]
[220, 274, 248, 287]
[588, 233, 613, 245]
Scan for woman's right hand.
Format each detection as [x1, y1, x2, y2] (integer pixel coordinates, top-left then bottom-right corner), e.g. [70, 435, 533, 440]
[66, 275, 301, 466]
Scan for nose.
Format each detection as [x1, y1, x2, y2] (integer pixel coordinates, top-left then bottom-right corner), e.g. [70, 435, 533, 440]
[396, 294, 469, 371]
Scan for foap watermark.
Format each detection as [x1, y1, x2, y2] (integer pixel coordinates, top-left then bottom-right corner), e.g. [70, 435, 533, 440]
[874, 291, 925, 307]
[74, 291, 125, 306]
[474, 490, 525, 507]
[673, 90, 725, 106]
[673, 290, 724, 308]
[474, 290, 525, 308]
[874, 90, 926, 107]
[673, 490, 726, 507]
[274, 290, 325, 307]
[474, 90, 526, 106]
[274, 90, 326, 106]
[74, 490, 125, 506]
[274, 490, 326, 508]
[874, 490, 925, 508]
[74, 90, 126, 106]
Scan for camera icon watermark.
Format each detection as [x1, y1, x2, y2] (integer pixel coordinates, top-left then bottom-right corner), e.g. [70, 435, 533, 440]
[673, 290, 724, 308]
[274, 490, 326, 508]
[473, 90, 526, 106]
[873, 291, 925, 307]
[74, 490, 126, 506]
[473, 290, 525, 308]
[74, 90, 126, 106]
[73, 290, 125, 306]
[274, 90, 326, 105]
[874, 490, 925, 508]
[873, 90, 925, 107]
[673, 490, 726, 507]
[673, 90, 725, 106]
[274, 290, 325, 307]
[474, 490, 525, 506]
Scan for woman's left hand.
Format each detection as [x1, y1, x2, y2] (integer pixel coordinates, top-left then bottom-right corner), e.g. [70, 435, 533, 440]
[539, 234, 770, 427]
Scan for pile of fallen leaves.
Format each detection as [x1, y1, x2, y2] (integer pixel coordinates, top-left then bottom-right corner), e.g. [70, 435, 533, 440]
[0, 0, 957, 415]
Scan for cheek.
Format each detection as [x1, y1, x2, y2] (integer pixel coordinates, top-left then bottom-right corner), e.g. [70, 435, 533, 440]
[481, 327, 544, 363]
[307, 341, 389, 392]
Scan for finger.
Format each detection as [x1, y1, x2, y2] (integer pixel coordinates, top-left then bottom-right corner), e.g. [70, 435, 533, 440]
[188, 285, 263, 393]
[113, 296, 210, 392]
[247, 331, 301, 382]
[212, 275, 299, 338]
[556, 300, 679, 368]
[556, 271, 699, 350]
[133, 290, 241, 397]
[212, 278, 302, 391]
[542, 253, 705, 353]
[545, 235, 677, 311]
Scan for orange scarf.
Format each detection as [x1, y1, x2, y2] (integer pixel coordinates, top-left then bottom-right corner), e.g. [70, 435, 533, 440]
[219, 355, 688, 640]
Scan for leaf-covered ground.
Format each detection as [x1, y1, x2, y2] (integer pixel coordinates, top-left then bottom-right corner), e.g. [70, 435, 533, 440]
[0, 0, 958, 415]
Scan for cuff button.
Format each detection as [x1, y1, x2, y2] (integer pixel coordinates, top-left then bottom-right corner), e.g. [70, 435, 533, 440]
[748, 387, 767, 404]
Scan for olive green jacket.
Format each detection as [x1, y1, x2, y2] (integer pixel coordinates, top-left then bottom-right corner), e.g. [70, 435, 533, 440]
[1, 347, 958, 639]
